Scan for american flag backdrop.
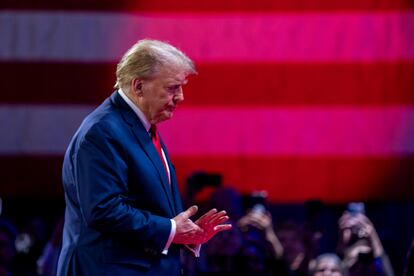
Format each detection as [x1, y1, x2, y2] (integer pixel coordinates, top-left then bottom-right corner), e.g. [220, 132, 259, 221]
[1, 0, 414, 202]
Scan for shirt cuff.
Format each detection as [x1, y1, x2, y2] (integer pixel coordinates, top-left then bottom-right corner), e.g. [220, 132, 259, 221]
[162, 219, 176, 255]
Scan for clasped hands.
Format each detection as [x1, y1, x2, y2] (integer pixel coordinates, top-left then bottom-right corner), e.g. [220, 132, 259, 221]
[172, 205, 232, 245]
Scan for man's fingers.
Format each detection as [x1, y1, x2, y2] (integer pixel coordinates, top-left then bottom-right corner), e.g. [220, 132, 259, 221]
[196, 208, 217, 224]
[209, 211, 227, 224]
[203, 208, 218, 218]
[208, 214, 229, 227]
[182, 205, 198, 219]
[213, 224, 232, 232]
[198, 210, 226, 226]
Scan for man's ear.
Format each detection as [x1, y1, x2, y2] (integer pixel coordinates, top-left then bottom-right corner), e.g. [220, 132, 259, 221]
[132, 78, 143, 96]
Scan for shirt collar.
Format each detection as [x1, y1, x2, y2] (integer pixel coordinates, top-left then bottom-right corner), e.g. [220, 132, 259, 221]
[118, 88, 151, 133]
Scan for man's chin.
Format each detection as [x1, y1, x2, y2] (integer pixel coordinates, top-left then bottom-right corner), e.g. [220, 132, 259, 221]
[158, 112, 173, 123]
[166, 109, 175, 118]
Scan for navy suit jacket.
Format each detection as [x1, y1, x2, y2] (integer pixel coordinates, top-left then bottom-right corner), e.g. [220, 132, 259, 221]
[57, 91, 184, 275]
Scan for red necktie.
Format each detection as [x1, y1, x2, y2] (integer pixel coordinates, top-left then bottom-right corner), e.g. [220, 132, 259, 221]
[150, 125, 170, 183]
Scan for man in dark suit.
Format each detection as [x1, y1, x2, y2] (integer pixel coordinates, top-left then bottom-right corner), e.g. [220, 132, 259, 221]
[57, 39, 231, 275]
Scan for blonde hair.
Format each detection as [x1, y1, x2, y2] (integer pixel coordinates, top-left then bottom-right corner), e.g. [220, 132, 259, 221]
[114, 39, 196, 90]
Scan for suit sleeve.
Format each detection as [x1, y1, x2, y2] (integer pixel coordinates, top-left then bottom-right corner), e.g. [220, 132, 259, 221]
[74, 122, 171, 252]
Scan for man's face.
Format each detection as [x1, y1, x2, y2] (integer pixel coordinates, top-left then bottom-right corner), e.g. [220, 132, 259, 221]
[140, 65, 188, 124]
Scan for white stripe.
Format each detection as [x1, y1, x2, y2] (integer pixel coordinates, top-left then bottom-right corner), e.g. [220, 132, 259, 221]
[1, 105, 93, 154]
[2, 105, 414, 155]
[1, 11, 414, 62]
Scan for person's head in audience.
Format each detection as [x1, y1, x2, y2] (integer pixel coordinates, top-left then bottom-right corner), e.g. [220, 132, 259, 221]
[309, 253, 348, 276]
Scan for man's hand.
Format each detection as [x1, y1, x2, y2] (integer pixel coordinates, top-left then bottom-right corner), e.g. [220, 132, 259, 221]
[195, 208, 232, 244]
[172, 206, 206, 245]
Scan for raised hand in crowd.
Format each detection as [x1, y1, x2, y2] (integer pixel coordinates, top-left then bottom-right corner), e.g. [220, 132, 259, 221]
[238, 206, 283, 259]
[337, 210, 394, 276]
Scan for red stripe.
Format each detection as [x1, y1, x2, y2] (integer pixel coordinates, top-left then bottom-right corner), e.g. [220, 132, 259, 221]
[172, 156, 414, 202]
[189, 62, 414, 106]
[0, 62, 116, 105]
[1, 62, 414, 106]
[1, 155, 413, 202]
[2, 0, 413, 12]
[0, 155, 64, 198]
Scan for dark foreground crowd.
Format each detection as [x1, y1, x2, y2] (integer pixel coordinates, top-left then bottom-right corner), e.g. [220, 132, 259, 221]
[1, 176, 414, 276]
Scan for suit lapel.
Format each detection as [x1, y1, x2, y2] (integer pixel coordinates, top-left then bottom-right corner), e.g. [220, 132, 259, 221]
[110, 92, 177, 215]
[160, 139, 183, 214]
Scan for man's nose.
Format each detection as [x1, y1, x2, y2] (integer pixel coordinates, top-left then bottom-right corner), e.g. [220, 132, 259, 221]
[174, 88, 184, 103]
